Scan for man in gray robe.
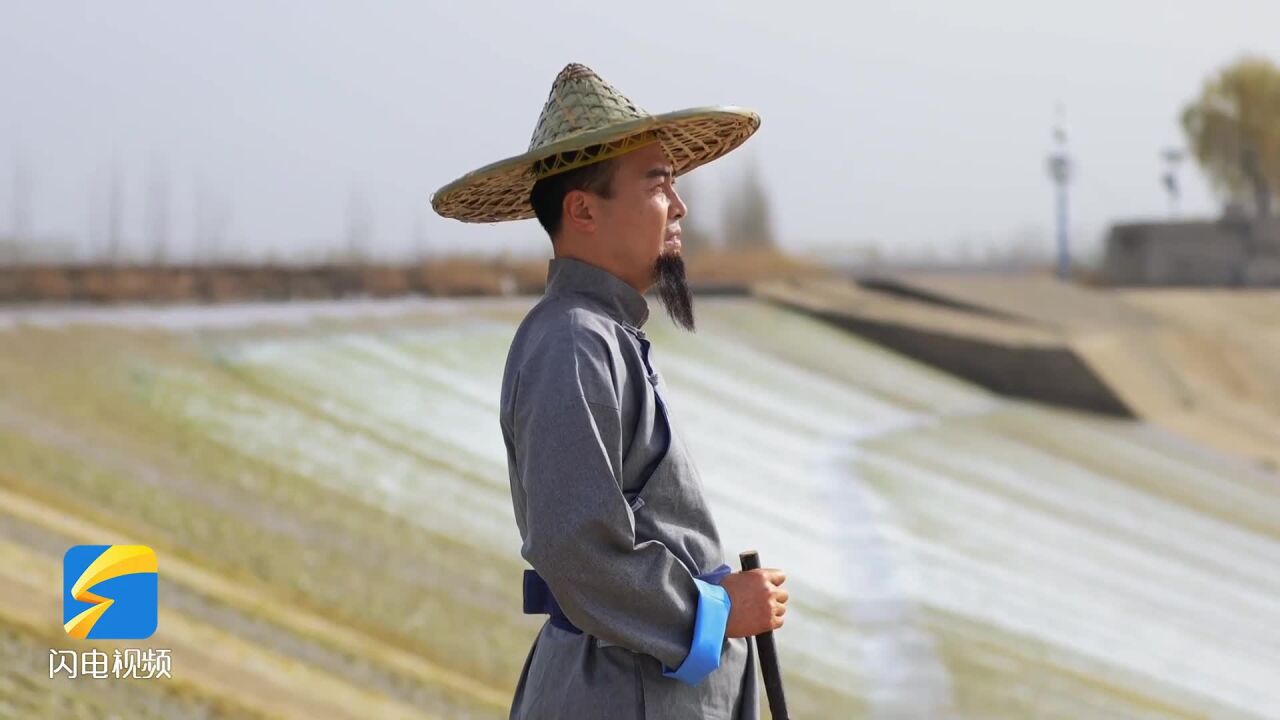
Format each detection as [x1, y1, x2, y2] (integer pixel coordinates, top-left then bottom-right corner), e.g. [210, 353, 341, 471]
[432, 63, 789, 720]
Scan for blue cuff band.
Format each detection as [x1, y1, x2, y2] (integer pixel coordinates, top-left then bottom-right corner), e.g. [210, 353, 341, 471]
[661, 578, 731, 686]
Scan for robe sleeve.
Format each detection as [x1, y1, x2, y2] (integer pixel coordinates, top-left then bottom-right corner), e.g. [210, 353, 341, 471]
[512, 318, 730, 685]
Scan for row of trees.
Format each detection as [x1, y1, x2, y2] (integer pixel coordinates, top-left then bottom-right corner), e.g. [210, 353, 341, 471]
[1, 171, 420, 266]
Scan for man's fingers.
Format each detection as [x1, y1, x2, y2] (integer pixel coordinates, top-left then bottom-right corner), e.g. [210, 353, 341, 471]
[764, 568, 786, 586]
[773, 603, 787, 617]
[774, 589, 789, 604]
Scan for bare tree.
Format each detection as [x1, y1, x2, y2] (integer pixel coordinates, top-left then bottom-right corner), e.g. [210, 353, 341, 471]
[210, 190, 232, 265]
[412, 211, 431, 261]
[147, 158, 171, 265]
[674, 173, 716, 256]
[194, 176, 212, 264]
[107, 161, 124, 265]
[10, 153, 32, 264]
[720, 156, 776, 251]
[345, 187, 373, 265]
[194, 175, 231, 265]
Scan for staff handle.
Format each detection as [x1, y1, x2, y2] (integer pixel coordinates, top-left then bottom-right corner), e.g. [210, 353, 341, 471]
[739, 550, 790, 719]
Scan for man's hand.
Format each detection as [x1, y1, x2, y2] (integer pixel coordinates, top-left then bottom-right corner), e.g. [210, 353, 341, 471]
[721, 568, 788, 638]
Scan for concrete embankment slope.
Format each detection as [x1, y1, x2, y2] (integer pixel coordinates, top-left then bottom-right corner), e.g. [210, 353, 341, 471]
[756, 273, 1280, 472]
[3, 298, 1279, 718]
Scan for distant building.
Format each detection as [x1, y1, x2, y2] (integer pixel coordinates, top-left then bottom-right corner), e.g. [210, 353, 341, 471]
[1102, 214, 1280, 287]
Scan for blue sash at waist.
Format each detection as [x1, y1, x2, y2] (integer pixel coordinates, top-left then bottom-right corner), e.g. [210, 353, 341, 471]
[522, 563, 733, 635]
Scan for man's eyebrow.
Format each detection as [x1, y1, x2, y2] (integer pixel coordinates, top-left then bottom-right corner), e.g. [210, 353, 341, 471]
[644, 167, 674, 180]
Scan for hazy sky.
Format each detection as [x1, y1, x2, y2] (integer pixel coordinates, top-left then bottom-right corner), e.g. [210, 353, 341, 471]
[1, 1, 1276, 264]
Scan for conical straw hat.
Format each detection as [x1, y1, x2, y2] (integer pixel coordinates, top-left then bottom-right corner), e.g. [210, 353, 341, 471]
[431, 63, 760, 223]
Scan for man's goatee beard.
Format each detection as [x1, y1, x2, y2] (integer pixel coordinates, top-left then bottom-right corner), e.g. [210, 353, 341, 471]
[654, 252, 695, 332]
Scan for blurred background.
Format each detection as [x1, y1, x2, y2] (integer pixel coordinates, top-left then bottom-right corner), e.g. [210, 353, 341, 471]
[2, 2, 1279, 718]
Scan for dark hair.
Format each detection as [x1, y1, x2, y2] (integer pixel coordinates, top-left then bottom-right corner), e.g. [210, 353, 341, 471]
[529, 148, 618, 239]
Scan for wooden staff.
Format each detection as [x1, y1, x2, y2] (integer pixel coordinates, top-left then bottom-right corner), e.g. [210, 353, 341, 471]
[739, 550, 790, 719]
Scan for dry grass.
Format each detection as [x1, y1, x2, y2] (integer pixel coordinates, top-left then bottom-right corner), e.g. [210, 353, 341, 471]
[0, 248, 832, 304]
[0, 326, 526, 718]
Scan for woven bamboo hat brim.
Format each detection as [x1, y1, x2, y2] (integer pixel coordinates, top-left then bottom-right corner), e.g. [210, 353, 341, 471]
[431, 63, 760, 223]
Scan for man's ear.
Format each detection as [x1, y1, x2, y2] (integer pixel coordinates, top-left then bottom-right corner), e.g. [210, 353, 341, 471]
[562, 189, 596, 234]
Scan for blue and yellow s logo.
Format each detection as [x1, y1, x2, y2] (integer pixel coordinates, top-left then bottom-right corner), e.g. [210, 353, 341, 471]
[63, 545, 158, 640]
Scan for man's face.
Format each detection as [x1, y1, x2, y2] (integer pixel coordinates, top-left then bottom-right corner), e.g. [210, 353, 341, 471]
[590, 143, 696, 330]
[592, 143, 686, 286]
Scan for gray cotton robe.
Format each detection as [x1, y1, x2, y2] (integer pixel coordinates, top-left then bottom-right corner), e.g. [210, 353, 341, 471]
[500, 256, 758, 720]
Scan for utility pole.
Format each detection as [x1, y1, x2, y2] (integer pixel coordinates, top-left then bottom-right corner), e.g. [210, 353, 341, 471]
[1045, 106, 1074, 280]
[1161, 147, 1184, 219]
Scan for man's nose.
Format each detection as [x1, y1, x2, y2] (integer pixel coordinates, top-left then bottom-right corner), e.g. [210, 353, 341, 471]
[669, 186, 687, 221]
